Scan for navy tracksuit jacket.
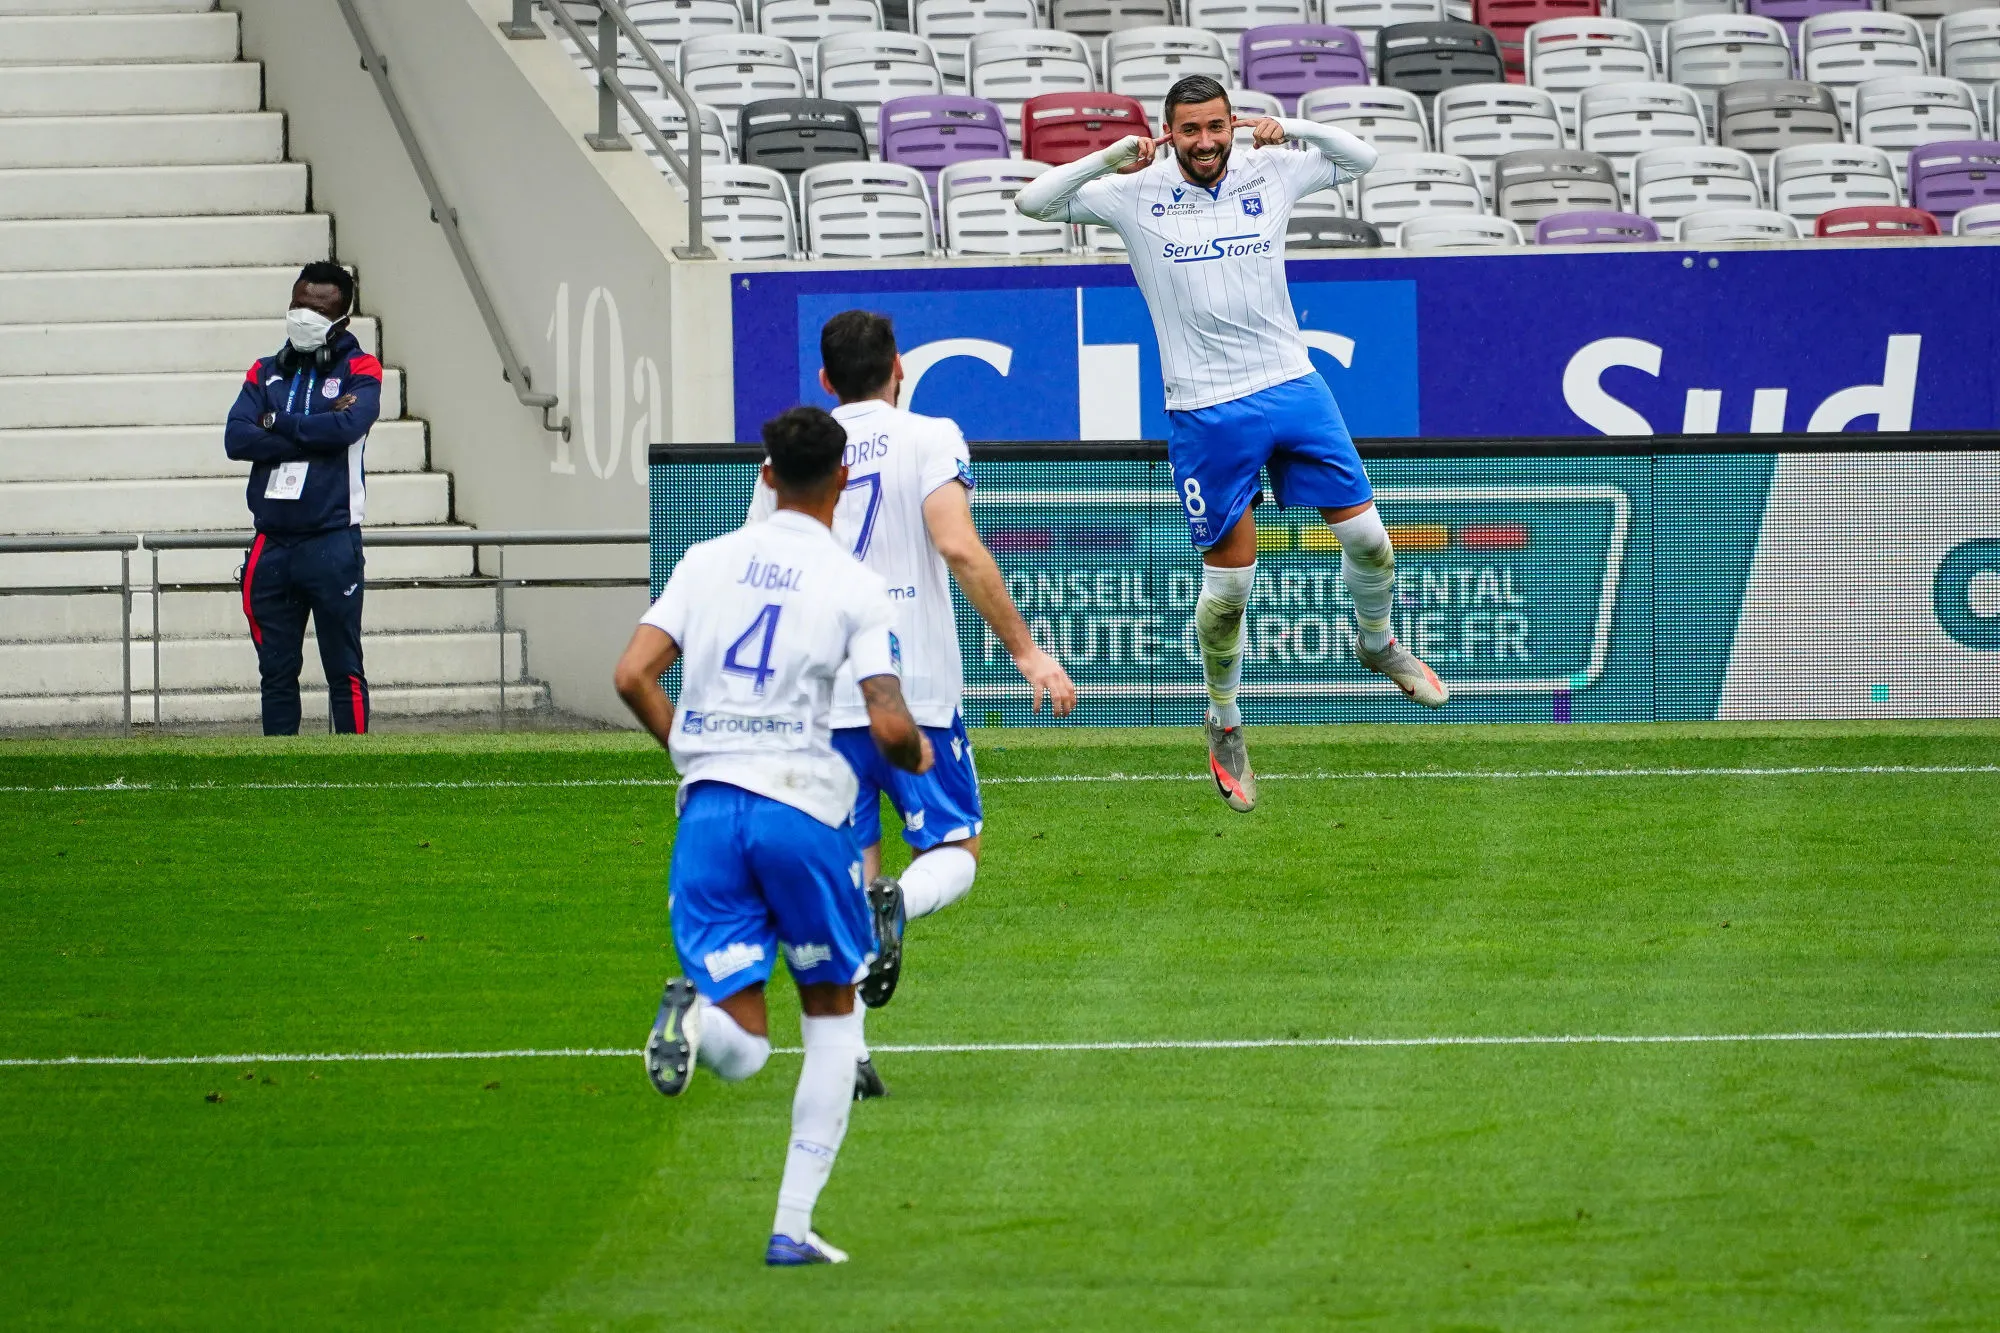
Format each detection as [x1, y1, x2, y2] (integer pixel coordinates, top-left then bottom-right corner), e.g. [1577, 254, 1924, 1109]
[224, 329, 383, 735]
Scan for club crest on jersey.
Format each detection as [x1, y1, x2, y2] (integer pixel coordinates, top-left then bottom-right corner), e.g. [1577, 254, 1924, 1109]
[1240, 194, 1263, 217]
[321, 377, 342, 399]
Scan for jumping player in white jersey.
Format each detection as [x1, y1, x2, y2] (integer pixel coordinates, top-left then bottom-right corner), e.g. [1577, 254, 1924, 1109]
[1017, 74, 1449, 811]
[750, 310, 1077, 1098]
[613, 406, 933, 1266]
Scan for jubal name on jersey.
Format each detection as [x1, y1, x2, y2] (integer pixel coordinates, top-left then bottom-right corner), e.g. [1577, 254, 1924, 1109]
[737, 557, 805, 592]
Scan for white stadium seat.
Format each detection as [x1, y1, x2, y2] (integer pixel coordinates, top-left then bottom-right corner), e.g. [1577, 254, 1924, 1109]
[1052, 0, 1178, 42]
[1299, 84, 1431, 153]
[629, 97, 735, 169]
[1525, 17, 1656, 138]
[1358, 151, 1485, 242]
[1105, 26, 1233, 99]
[1185, 0, 1314, 78]
[1953, 198, 2000, 231]
[970, 29, 1096, 147]
[1939, 9, 2000, 129]
[1609, 0, 1738, 48]
[1320, 0, 1445, 74]
[1398, 211, 1524, 246]
[1436, 83, 1563, 204]
[1799, 12, 1929, 135]
[913, 0, 1042, 90]
[1856, 74, 1985, 190]
[941, 158, 1075, 253]
[801, 161, 936, 256]
[1577, 81, 1705, 206]
[680, 35, 807, 148]
[760, 0, 885, 92]
[1769, 142, 1901, 226]
[1675, 206, 1800, 240]
[1632, 144, 1762, 227]
[817, 32, 945, 150]
[1666, 16, 1793, 130]
[625, 0, 744, 66]
[696, 163, 799, 258]
[1229, 87, 1286, 145]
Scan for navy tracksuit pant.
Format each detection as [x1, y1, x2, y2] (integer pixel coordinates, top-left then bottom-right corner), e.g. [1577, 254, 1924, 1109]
[241, 526, 370, 736]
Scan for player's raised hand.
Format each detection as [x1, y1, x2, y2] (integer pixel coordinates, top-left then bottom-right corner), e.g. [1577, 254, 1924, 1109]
[1233, 115, 1287, 147]
[1015, 646, 1078, 718]
[1112, 132, 1172, 174]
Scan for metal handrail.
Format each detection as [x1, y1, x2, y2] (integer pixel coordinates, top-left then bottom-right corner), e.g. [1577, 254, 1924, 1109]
[333, 0, 573, 441]
[0, 530, 650, 736]
[503, 0, 713, 260]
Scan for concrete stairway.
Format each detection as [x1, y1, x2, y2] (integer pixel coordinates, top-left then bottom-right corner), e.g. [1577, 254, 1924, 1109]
[0, 0, 550, 729]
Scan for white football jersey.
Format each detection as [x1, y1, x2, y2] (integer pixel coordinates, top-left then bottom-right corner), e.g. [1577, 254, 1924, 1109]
[1063, 144, 1345, 411]
[748, 398, 973, 730]
[641, 509, 900, 827]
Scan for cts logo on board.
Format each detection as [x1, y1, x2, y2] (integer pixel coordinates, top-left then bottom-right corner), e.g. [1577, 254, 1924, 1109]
[793, 281, 1420, 443]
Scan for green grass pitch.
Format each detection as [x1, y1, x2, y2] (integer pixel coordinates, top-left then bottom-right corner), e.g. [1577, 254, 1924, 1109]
[3, 721, 1998, 1330]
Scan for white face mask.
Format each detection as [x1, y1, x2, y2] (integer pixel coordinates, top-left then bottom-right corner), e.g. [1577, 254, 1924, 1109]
[286, 306, 337, 352]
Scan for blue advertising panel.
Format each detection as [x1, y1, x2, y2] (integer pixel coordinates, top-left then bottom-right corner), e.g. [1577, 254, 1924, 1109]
[733, 248, 2000, 443]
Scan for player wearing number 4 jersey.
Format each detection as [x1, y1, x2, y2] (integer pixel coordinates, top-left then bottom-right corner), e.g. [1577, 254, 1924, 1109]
[750, 310, 1077, 1100]
[1017, 74, 1448, 811]
[614, 407, 936, 1266]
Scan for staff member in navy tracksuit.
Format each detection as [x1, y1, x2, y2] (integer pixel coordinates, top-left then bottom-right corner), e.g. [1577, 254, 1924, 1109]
[224, 261, 383, 736]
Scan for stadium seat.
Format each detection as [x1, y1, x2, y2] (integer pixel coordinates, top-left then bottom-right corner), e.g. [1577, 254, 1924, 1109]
[1534, 206, 1660, 240]
[1524, 16, 1656, 136]
[1577, 81, 1704, 205]
[1494, 146, 1623, 221]
[1286, 214, 1386, 244]
[1907, 137, 2000, 220]
[1398, 210, 1525, 242]
[969, 29, 1096, 147]
[680, 35, 808, 149]
[880, 94, 1012, 201]
[1610, 0, 1738, 48]
[1880, 0, 1989, 19]
[1376, 21, 1510, 106]
[1632, 144, 1762, 226]
[1812, 201, 1941, 232]
[1799, 12, 1929, 136]
[939, 158, 1075, 253]
[1083, 221, 1131, 249]
[630, 98, 735, 170]
[1022, 91, 1152, 163]
[1716, 81, 1844, 171]
[625, 0, 744, 67]
[1187, 0, 1316, 79]
[1857, 76, 1985, 190]
[1939, 10, 2000, 127]
[1105, 26, 1234, 99]
[1744, 0, 1871, 45]
[1051, 0, 1178, 42]
[1666, 16, 1793, 130]
[1321, 0, 1446, 73]
[800, 161, 936, 255]
[760, 0, 884, 92]
[1436, 82, 1563, 203]
[1770, 143, 1901, 225]
[1239, 25, 1371, 112]
[738, 98, 870, 187]
[1293, 183, 1351, 220]
[1952, 197, 2000, 229]
[1675, 205, 1802, 238]
[1229, 86, 1287, 144]
[1299, 84, 1433, 152]
[695, 163, 800, 257]
[1476, 0, 1603, 78]
[913, 0, 1042, 90]
[818, 33, 945, 151]
[1357, 150, 1486, 239]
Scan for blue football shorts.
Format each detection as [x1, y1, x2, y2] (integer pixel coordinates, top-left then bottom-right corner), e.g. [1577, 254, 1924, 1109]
[668, 780, 875, 1002]
[1165, 371, 1374, 550]
[830, 711, 984, 853]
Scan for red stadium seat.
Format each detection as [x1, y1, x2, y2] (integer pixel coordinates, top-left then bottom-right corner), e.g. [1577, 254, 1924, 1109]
[1474, 0, 1599, 77]
[1813, 204, 1942, 237]
[1021, 92, 1152, 167]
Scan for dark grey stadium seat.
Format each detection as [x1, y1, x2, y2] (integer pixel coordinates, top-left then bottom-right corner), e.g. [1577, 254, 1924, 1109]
[1286, 216, 1385, 248]
[736, 98, 869, 187]
[1376, 22, 1508, 106]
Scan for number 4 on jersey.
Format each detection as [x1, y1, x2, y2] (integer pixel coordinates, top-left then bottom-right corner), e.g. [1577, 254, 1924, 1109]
[722, 603, 782, 694]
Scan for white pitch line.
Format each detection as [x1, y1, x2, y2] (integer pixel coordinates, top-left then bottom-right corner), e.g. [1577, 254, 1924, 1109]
[6, 1031, 1999, 1068]
[2, 764, 1997, 795]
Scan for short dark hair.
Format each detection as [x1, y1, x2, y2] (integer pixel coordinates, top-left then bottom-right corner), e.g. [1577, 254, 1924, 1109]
[1163, 75, 1230, 128]
[296, 261, 355, 316]
[820, 309, 898, 401]
[761, 406, 847, 491]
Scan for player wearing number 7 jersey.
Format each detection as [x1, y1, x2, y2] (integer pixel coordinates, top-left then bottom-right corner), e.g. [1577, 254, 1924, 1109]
[749, 310, 1077, 1099]
[1016, 73, 1449, 812]
[614, 406, 934, 1266]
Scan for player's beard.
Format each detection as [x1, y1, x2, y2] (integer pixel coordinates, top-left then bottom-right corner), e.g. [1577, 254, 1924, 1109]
[1179, 139, 1230, 187]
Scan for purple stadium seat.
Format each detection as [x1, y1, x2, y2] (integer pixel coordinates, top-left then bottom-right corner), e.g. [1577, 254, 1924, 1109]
[1534, 208, 1661, 243]
[1239, 25, 1370, 113]
[1744, 0, 1869, 43]
[1907, 140, 2000, 225]
[878, 96, 1012, 203]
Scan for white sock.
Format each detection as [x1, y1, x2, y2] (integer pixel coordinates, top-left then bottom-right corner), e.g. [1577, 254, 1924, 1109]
[900, 845, 977, 920]
[694, 999, 770, 1083]
[1196, 562, 1255, 729]
[772, 1008, 864, 1242]
[1331, 508, 1396, 652]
